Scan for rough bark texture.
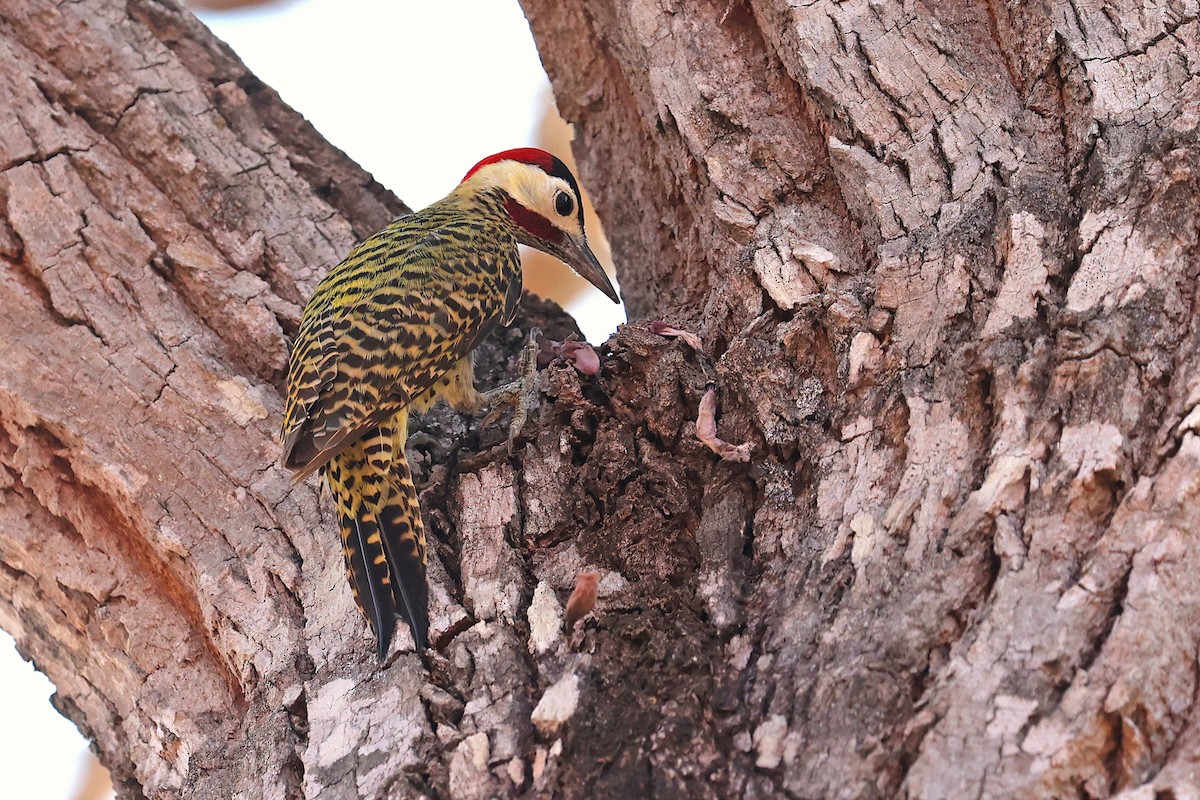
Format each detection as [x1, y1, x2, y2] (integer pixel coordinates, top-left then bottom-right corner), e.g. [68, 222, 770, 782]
[1, 1, 1198, 799]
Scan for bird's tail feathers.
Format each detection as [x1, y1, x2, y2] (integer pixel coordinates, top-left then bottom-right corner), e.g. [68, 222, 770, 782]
[341, 512, 397, 660]
[378, 455, 429, 651]
[326, 443, 428, 659]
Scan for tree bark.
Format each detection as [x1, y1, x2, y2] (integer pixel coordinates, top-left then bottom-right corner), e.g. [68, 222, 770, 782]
[2, 1, 1198, 799]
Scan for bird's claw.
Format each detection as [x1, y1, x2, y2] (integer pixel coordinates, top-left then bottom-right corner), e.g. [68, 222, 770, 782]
[481, 328, 541, 451]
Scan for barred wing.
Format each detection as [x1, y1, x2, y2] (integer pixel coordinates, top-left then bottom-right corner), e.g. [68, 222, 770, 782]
[281, 226, 519, 478]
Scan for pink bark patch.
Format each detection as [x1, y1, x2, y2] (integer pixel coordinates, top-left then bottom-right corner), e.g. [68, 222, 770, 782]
[696, 387, 752, 462]
[650, 320, 704, 353]
[554, 339, 601, 376]
[565, 570, 600, 628]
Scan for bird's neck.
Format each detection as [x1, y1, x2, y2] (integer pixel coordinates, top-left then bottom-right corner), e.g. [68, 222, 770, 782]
[439, 184, 515, 226]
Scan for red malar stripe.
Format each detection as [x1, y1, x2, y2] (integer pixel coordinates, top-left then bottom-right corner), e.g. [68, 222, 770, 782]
[504, 198, 562, 244]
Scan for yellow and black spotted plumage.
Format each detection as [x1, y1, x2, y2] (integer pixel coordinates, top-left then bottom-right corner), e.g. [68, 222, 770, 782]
[282, 148, 618, 658]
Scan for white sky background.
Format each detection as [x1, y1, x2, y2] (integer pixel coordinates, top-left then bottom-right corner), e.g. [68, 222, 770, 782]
[0, 2, 624, 797]
[0, 631, 87, 800]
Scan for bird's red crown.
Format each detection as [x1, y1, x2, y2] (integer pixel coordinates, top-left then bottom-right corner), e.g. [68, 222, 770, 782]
[461, 148, 557, 183]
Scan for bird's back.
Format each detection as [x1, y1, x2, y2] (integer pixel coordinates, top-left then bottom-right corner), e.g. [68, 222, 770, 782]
[281, 194, 522, 476]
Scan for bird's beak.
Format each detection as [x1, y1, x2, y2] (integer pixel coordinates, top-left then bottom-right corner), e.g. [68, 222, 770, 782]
[561, 234, 620, 303]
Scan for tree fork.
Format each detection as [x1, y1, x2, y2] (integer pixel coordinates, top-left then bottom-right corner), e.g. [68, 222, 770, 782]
[2, 1, 1200, 799]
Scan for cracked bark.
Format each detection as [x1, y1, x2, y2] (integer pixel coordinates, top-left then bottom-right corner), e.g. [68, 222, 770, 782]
[1, 1, 1198, 799]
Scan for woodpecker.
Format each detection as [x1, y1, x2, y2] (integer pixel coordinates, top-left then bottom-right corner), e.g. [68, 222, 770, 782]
[281, 148, 619, 659]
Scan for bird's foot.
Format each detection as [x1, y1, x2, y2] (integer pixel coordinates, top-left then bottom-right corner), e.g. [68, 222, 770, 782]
[481, 328, 541, 452]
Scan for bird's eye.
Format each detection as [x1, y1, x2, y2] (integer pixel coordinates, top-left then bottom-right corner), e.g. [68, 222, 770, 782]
[554, 191, 575, 217]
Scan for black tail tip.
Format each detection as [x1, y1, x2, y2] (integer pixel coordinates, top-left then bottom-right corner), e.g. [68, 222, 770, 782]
[374, 616, 396, 661]
[404, 612, 429, 655]
[373, 614, 428, 661]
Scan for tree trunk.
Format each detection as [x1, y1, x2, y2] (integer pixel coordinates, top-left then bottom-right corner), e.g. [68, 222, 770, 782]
[2, 0, 1198, 798]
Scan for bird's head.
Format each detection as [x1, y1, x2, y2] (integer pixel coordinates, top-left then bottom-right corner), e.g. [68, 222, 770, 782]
[459, 148, 619, 303]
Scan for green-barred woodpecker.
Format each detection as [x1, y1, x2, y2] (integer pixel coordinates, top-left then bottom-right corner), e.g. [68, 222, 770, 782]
[281, 149, 619, 659]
